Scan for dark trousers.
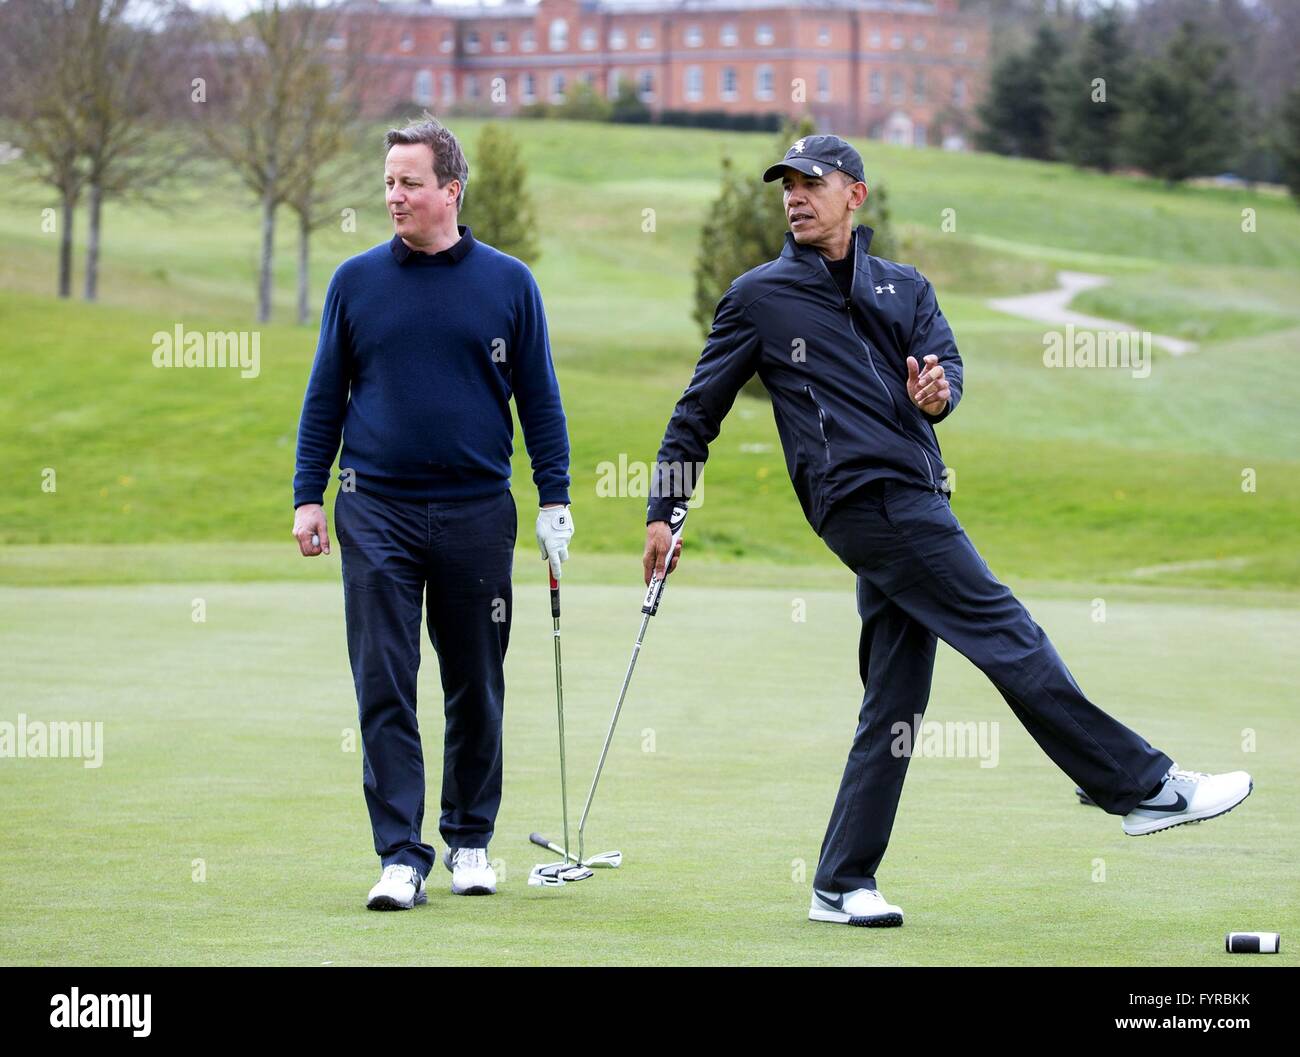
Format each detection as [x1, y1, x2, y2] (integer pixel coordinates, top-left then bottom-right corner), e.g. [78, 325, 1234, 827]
[814, 480, 1173, 893]
[335, 486, 517, 877]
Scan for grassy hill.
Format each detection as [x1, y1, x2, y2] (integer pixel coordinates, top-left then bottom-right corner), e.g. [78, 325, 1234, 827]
[2, 118, 1298, 589]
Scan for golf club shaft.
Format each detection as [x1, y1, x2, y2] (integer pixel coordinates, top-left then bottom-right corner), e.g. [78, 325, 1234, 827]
[529, 833, 618, 867]
[577, 505, 688, 864]
[551, 572, 573, 866]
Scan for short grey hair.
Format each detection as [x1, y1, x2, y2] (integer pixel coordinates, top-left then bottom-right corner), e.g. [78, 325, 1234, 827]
[384, 114, 468, 210]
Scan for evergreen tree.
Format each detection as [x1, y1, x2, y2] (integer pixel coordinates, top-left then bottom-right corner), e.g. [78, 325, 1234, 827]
[1279, 87, 1300, 203]
[1124, 20, 1241, 183]
[459, 124, 540, 265]
[975, 23, 1066, 160]
[1055, 5, 1128, 172]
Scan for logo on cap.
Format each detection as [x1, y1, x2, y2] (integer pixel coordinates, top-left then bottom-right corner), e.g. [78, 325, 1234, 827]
[793, 138, 806, 153]
[812, 164, 823, 176]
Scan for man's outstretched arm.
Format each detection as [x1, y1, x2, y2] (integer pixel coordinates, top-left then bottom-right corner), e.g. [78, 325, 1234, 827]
[644, 283, 761, 581]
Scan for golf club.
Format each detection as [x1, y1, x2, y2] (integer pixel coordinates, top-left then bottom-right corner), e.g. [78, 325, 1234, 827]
[528, 569, 594, 887]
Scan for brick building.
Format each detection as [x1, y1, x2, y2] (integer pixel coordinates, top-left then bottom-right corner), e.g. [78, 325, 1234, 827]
[343, 0, 988, 148]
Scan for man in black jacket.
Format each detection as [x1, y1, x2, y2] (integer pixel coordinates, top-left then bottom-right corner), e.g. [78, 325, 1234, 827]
[644, 135, 1252, 927]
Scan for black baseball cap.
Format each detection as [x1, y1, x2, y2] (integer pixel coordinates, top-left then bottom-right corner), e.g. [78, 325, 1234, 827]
[762, 134, 866, 184]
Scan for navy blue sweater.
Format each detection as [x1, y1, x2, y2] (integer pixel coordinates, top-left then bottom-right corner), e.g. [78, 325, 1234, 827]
[293, 227, 571, 509]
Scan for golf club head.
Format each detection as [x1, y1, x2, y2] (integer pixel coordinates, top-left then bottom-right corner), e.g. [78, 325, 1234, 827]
[528, 861, 594, 887]
[584, 850, 623, 869]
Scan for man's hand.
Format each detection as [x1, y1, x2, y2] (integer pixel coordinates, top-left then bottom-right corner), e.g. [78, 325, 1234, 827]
[907, 354, 951, 417]
[642, 521, 684, 585]
[293, 503, 330, 556]
[536, 504, 574, 579]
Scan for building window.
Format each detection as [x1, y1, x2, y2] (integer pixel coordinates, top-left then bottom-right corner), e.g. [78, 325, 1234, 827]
[952, 76, 965, 104]
[685, 24, 702, 47]
[550, 72, 566, 103]
[581, 26, 597, 50]
[637, 27, 654, 49]
[684, 65, 703, 102]
[326, 31, 344, 50]
[868, 29, 881, 48]
[913, 33, 926, 50]
[890, 72, 904, 103]
[818, 25, 830, 46]
[550, 19, 568, 51]
[609, 28, 626, 50]
[755, 64, 773, 100]
[913, 71, 925, 102]
[400, 31, 414, 53]
[817, 66, 830, 102]
[521, 29, 536, 52]
[638, 69, 654, 101]
[607, 68, 622, 99]
[521, 72, 536, 103]
[466, 30, 480, 54]
[914, 124, 927, 148]
[953, 36, 967, 54]
[492, 30, 508, 53]
[440, 31, 452, 53]
[466, 75, 479, 100]
[890, 32, 903, 50]
[413, 70, 433, 105]
[581, 70, 596, 87]
[720, 65, 737, 100]
[441, 72, 454, 104]
[756, 24, 774, 46]
[868, 70, 882, 103]
[721, 23, 737, 47]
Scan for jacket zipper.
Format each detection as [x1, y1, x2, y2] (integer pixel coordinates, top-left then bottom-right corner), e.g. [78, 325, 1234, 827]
[817, 245, 937, 491]
[804, 384, 831, 462]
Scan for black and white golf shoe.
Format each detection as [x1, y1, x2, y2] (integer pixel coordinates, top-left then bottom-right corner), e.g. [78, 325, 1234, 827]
[809, 887, 903, 927]
[1122, 765, 1253, 836]
[366, 864, 426, 911]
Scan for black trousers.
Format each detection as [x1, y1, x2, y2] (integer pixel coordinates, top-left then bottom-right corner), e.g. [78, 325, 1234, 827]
[814, 479, 1173, 894]
[335, 486, 517, 877]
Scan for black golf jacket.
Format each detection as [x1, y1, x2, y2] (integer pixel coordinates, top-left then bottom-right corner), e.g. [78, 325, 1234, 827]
[647, 223, 963, 535]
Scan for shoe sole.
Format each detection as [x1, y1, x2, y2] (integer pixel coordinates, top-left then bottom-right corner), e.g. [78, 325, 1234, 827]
[366, 891, 427, 911]
[809, 907, 903, 928]
[451, 884, 496, 896]
[1123, 781, 1252, 836]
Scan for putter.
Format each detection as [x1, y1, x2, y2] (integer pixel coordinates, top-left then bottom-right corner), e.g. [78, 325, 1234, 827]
[528, 569, 594, 888]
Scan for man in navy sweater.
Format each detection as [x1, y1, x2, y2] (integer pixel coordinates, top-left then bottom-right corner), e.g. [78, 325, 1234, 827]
[292, 118, 573, 910]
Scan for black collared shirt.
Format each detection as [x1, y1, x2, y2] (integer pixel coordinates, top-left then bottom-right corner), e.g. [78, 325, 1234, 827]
[389, 225, 476, 266]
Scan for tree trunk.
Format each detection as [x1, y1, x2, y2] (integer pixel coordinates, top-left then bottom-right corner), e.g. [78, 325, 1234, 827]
[84, 182, 103, 301]
[297, 212, 310, 325]
[58, 191, 75, 299]
[258, 181, 276, 323]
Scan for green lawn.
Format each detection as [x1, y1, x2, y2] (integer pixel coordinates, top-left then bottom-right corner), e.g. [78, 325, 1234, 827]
[1, 571, 1294, 966]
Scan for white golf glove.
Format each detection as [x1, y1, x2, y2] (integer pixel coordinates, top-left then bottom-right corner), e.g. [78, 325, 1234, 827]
[535, 505, 574, 579]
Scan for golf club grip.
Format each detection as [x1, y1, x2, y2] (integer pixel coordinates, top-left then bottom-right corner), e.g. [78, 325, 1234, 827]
[643, 505, 688, 615]
[529, 832, 552, 849]
[549, 572, 560, 618]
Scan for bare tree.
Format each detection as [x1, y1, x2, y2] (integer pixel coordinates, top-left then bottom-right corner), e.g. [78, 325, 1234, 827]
[195, 0, 342, 323]
[280, 11, 375, 324]
[78, 0, 183, 301]
[0, 0, 92, 298]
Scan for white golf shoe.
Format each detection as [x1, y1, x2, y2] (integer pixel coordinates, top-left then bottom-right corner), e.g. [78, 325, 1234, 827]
[443, 848, 497, 895]
[366, 864, 426, 911]
[809, 887, 903, 927]
[1122, 765, 1253, 836]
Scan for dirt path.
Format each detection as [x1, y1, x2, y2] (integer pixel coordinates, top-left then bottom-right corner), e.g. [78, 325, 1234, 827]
[988, 270, 1196, 356]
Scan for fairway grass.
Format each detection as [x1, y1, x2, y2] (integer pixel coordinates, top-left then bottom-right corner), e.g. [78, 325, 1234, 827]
[1, 569, 1294, 966]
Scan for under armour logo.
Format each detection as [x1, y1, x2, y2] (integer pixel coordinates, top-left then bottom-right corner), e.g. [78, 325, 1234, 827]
[792, 138, 806, 153]
[875, 283, 896, 294]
